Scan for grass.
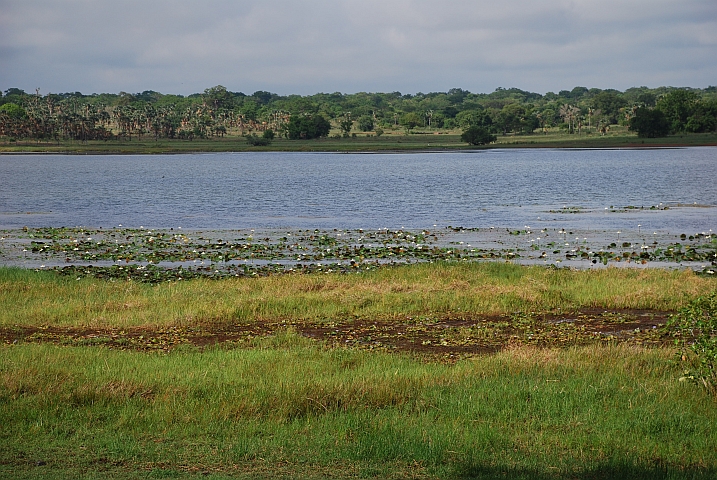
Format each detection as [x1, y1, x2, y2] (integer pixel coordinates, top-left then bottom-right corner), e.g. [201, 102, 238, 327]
[0, 263, 713, 329]
[2, 262, 716, 478]
[2, 341, 716, 479]
[1, 129, 716, 154]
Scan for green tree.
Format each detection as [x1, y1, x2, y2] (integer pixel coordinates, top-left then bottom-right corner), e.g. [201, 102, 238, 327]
[591, 91, 627, 125]
[0, 103, 26, 119]
[287, 114, 330, 139]
[496, 103, 537, 134]
[203, 85, 234, 111]
[656, 90, 699, 133]
[685, 102, 717, 133]
[357, 115, 374, 132]
[339, 115, 353, 137]
[628, 107, 670, 138]
[400, 112, 422, 132]
[455, 110, 492, 130]
[461, 126, 496, 145]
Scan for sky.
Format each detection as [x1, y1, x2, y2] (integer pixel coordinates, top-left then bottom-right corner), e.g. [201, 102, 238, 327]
[1, 0, 716, 97]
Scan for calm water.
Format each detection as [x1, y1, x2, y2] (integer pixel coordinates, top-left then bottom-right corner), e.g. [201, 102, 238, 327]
[1, 148, 716, 232]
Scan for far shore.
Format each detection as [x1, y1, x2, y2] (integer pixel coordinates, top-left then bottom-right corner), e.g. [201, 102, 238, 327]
[2, 130, 717, 155]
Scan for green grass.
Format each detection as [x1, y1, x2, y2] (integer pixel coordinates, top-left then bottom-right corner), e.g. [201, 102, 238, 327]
[1, 263, 713, 329]
[2, 129, 716, 154]
[2, 341, 716, 479]
[2, 263, 716, 478]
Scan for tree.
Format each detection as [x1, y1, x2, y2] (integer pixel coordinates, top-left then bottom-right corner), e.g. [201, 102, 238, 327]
[400, 112, 422, 132]
[496, 103, 537, 134]
[357, 115, 374, 132]
[461, 126, 496, 145]
[685, 102, 717, 133]
[203, 85, 233, 111]
[0, 103, 26, 119]
[628, 107, 670, 138]
[339, 114, 353, 137]
[656, 90, 699, 133]
[559, 104, 581, 133]
[455, 110, 492, 130]
[591, 91, 627, 124]
[287, 114, 331, 139]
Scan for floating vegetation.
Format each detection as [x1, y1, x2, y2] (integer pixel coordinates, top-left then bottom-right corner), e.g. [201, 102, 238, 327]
[548, 206, 585, 214]
[2, 224, 715, 283]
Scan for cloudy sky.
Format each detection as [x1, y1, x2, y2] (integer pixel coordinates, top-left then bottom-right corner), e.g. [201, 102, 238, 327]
[1, 0, 716, 96]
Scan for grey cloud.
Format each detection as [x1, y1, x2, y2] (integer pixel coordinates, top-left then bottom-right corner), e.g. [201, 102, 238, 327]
[1, 0, 716, 95]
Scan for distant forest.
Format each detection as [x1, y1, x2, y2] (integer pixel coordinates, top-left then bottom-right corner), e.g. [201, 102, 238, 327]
[1, 85, 716, 141]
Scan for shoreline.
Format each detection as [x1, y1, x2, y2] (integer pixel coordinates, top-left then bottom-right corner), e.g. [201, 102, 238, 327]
[2, 133, 716, 155]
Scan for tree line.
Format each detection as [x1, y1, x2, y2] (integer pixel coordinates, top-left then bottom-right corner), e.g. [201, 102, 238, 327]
[1, 85, 716, 142]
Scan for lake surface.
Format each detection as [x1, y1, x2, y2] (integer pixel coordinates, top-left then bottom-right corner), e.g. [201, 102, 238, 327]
[1, 148, 716, 233]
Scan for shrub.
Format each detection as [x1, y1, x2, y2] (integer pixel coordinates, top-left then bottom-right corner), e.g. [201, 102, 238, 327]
[668, 293, 717, 395]
[246, 134, 271, 146]
[287, 114, 331, 140]
[460, 126, 496, 145]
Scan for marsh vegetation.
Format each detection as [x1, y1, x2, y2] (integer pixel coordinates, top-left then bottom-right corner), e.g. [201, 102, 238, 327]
[2, 261, 717, 478]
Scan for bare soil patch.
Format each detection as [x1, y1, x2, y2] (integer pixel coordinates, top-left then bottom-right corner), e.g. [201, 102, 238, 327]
[1, 308, 673, 359]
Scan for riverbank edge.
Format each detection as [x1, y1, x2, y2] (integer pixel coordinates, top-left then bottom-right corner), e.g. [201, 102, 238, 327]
[2, 135, 716, 154]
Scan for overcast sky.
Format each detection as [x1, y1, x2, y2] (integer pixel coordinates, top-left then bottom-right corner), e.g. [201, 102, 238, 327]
[1, 0, 716, 96]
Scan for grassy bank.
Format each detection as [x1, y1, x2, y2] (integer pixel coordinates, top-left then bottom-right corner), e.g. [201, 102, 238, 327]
[2, 263, 716, 478]
[2, 129, 716, 154]
[1, 263, 713, 329]
[2, 342, 716, 479]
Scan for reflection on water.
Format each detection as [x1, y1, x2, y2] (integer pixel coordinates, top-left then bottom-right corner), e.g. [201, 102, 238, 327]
[0, 148, 715, 232]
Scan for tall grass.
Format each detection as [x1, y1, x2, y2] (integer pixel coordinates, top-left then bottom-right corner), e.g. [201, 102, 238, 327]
[1, 340, 716, 479]
[1, 263, 713, 329]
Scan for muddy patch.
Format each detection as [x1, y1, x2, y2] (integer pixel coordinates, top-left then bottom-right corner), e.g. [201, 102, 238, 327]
[1, 308, 673, 360]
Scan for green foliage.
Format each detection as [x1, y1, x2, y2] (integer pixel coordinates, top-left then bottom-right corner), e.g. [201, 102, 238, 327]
[339, 117, 353, 137]
[246, 133, 271, 146]
[685, 101, 717, 133]
[2, 84, 717, 146]
[496, 103, 538, 134]
[629, 107, 670, 138]
[656, 90, 700, 133]
[0, 103, 26, 119]
[669, 293, 717, 395]
[591, 91, 627, 124]
[287, 114, 331, 139]
[400, 112, 423, 132]
[455, 109, 492, 129]
[461, 125, 496, 145]
[262, 129, 275, 140]
[357, 115, 374, 132]
[637, 92, 657, 107]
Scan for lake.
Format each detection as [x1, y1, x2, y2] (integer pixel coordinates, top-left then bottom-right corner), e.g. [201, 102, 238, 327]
[1, 148, 716, 233]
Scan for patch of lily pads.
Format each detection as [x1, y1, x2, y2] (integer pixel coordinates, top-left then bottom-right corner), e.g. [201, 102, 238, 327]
[2, 224, 715, 282]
